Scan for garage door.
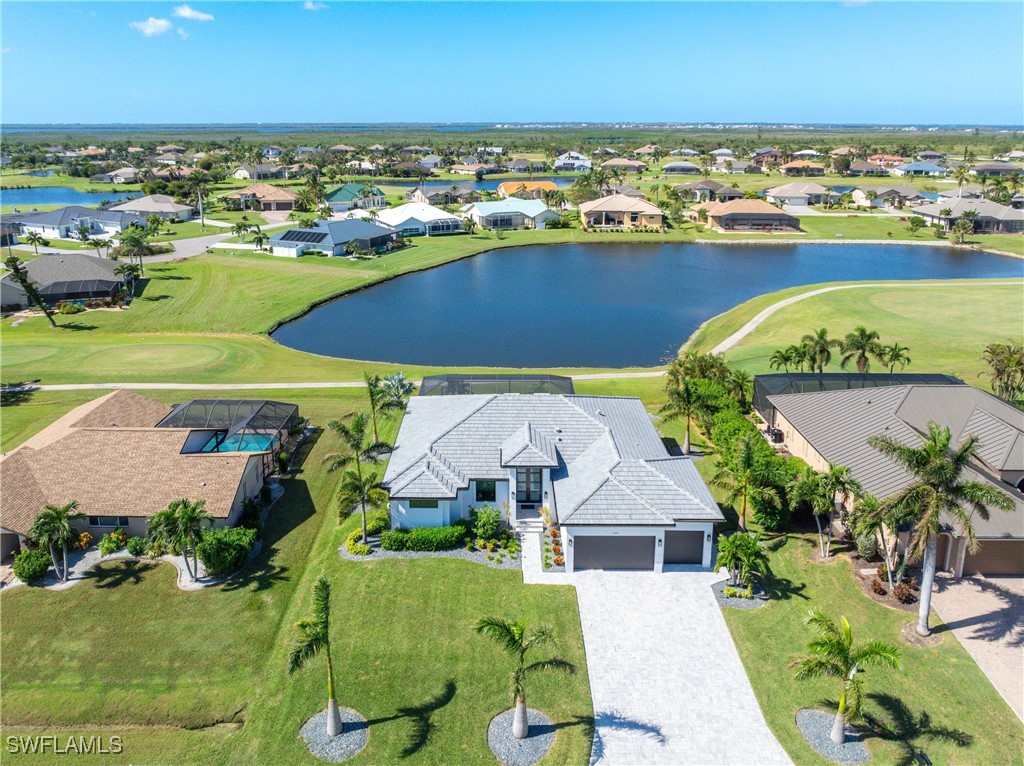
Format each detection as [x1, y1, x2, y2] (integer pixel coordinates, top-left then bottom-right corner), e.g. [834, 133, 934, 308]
[664, 530, 704, 565]
[574, 535, 655, 571]
[963, 540, 1024, 576]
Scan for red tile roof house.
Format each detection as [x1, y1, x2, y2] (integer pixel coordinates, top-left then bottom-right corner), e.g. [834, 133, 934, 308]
[0, 391, 298, 562]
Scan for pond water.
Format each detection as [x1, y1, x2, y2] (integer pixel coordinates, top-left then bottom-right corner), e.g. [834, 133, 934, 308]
[271, 242, 1023, 368]
[386, 175, 575, 191]
[0, 186, 140, 207]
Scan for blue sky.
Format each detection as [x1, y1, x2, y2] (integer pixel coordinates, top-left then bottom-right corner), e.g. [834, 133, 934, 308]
[2, 1, 1022, 125]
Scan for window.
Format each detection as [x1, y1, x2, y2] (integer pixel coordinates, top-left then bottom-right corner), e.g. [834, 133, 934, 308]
[88, 516, 130, 527]
[476, 481, 497, 503]
[409, 499, 438, 508]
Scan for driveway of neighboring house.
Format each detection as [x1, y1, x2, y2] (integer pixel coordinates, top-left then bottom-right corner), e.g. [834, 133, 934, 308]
[573, 570, 791, 765]
[932, 574, 1024, 721]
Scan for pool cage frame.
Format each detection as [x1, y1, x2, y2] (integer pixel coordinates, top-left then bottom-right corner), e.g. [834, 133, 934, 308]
[418, 374, 576, 396]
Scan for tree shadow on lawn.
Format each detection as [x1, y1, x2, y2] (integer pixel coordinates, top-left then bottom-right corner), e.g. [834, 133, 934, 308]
[86, 559, 158, 588]
[55, 321, 97, 331]
[282, 427, 323, 477]
[860, 692, 972, 766]
[0, 383, 38, 406]
[363, 679, 457, 758]
[931, 576, 1024, 647]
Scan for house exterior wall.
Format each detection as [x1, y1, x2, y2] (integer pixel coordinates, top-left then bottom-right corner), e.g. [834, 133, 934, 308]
[390, 499, 451, 529]
[773, 411, 830, 471]
[1, 279, 28, 308]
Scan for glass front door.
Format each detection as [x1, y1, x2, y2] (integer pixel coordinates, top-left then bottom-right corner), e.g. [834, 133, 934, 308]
[516, 468, 542, 504]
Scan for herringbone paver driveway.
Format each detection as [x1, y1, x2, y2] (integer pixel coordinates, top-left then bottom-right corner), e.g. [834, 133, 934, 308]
[573, 571, 791, 766]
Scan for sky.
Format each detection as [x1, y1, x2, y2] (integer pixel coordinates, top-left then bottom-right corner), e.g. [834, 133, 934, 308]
[2, 1, 1022, 126]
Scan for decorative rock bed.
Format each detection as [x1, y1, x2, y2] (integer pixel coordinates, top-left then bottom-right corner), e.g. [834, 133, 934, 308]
[487, 708, 555, 766]
[795, 709, 869, 764]
[299, 707, 368, 763]
[712, 579, 769, 610]
[338, 534, 521, 569]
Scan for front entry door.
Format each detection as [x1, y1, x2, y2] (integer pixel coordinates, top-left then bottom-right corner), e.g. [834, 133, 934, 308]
[516, 468, 542, 506]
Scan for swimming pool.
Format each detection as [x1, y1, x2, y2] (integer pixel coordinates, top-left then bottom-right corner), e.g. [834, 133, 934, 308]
[201, 432, 278, 453]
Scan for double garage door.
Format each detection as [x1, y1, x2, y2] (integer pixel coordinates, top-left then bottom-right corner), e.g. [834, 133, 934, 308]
[572, 531, 704, 571]
[963, 540, 1024, 576]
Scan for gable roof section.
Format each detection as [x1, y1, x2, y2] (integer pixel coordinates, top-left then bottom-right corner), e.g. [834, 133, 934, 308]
[501, 423, 559, 467]
[462, 199, 555, 218]
[577, 194, 661, 215]
[72, 389, 172, 429]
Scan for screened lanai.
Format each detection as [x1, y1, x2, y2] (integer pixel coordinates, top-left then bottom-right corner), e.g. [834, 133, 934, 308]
[157, 400, 299, 454]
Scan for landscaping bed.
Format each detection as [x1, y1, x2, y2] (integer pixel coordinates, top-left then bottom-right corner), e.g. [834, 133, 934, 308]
[712, 578, 769, 610]
[338, 533, 521, 569]
[540, 527, 565, 572]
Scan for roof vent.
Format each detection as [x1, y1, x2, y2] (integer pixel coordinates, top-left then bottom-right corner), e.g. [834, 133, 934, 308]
[597, 410, 605, 417]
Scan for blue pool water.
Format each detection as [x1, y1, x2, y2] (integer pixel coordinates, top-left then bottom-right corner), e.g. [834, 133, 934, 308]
[202, 433, 278, 453]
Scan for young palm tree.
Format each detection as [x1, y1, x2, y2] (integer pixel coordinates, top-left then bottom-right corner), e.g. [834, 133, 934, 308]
[868, 422, 1013, 636]
[880, 342, 912, 374]
[769, 347, 795, 373]
[801, 328, 841, 373]
[380, 372, 415, 411]
[840, 326, 884, 373]
[289, 576, 344, 737]
[27, 500, 85, 582]
[788, 465, 833, 559]
[116, 227, 155, 276]
[711, 435, 781, 532]
[462, 217, 477, 236]
[251, 231, 269, 252]
[714, 531, 769, 587]
[474, 617, 576, 739]
[114, 261, 142, 298]
[231, 221, 252, 242]
[659, 377, 711, 455]
[23, 231, 45, 255]
[794, 610, 901, 745]
[336, 469, 388, 527]
[852, 492, 898, 591]
[363, 372, 404, 443]
[724, 368, 753, 410]
[147, 498, 213, 581]
[819, 463, 863, 557]
[322, 412, 391, 542]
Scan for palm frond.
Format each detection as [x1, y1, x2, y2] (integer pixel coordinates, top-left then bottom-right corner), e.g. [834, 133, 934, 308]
[475, 617, 522, 655]
[523, 658, 577, 676]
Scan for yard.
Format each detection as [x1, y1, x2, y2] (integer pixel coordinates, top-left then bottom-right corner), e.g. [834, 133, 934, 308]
[0, 387, 593, 765]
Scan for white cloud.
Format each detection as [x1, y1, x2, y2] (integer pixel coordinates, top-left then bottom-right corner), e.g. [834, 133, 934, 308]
[174, 5, 214, 21]
[129, 17, 173, 37]
[303, 1, 327, 10]
[177, 27, 190, 40]
[0, 47, 10, 54]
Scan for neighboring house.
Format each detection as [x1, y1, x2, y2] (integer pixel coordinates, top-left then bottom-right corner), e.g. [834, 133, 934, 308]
[269, 219, 402, 257]
[282, 163, 317, 179]
[326, 183, 387, 211]
[713, 159, 760, 174]
[450, 163, 493, 175]
[750, 147, 783, 167]
[635, 144, 661, 156]
[754, 374, 1023, 577]
[917, 150, 947, 161]
[792, 149, 821, 158]
[661, 161, 702, 175]
[477, 146, 504, 155]
[0, 253, 124, 307]
[937, 185, 983, 200]
[674, 180, 743, 203]
[710, 148, 734, 158]
[553, 151, 592, 172]
[972, 162, 1023, 177]
[698, 199, 800, 231]
[913, 198, 1024, 233]
[496, 181, 558, 200]
[401, 145, 432, 155]
[778, 160, 825, 177]
[381, 393, 724, 573]
[765, 181, 837, 206]
[600, 158, 648, 172]
[345, 160, 377, 173]
[461, 199, 560, 230]
[262, 145, 283, 159]
[420, 154, 444, 169]
[156, 144, 186, 153]
[504, 158, 546, 173]
[601, 183, 646, 198]
[233, 164, 284, 181]
[90, 167, 138, 184]
[329, 144, 357, 153]
[848, 161, 889, 177]
[995, 150, 1024, 161]
[578, 194, 664, 230]
[592, 147, 618, 156]
[0, 226, 18, 250]
[1011, 193, 1024, 210]
[850, 186, 924, 209]
[671, 148, 699, 157]
[868, 154, 906, 168]
[893, 161, 947, 177]
[405, 184, 481, 205]
[0, 391, 297, 560]
[349, 203, 465, 236]
[7, 206, 141, 239]
[393, 161, 430, 174]
[368, 144, 386, 153]
[830, 146, 858, 157]
[107, 194, 196, 220]
[224, 183, 300, 212]
[154, 151, 184, 165]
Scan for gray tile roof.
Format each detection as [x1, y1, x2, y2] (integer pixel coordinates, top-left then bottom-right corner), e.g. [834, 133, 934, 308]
[383, 394, 723, 526]
[16, 253, 120, 286]
[8, 205, 141, 228]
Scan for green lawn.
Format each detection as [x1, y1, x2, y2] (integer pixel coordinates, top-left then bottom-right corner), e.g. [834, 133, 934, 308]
[0, 388, 593, 765]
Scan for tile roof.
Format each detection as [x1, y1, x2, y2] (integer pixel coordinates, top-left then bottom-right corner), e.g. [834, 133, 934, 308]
[225, 183, 299, 202]
[703, 199, 797, 217]
[577, 194, 661, 215]
[108, 194, 193, 215]
[496, 181, 558, 196]
[461, 199, 555, 218]
[915, 198, 1024, 222]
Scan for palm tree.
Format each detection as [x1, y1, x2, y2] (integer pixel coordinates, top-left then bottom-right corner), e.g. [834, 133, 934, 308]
[23, 231, 44, 255]
[711, 435, 780, 532]
[769, 347, 796, 373]
[852, 492, 899, 591]
[3, 255, 56, 327]
[819, 463, 863, 557]
[801, 328, 841, 373]
[116, 226, 155, 276]
[336, 468, 388, 527]
[982, 341, 1024, 404]
[659, 377, 711, 455]
[868, 422, 1013, 636]
[289, 576, 344, 737]
[147, 498, 213, 582]
[724, 368, 753, 410]
[27, 501, 85, 582]
[114, 261, 142, 297]
[788, 465, 833, 559]
[232, 221, 251, 242]
[251, 231, 269, 252]
[715, 531, 770, 587]
[322, 412, 391, 543]
[794, 610, 901, 745]
[363, 372, 404, 443]
[187, 170, 210, 228]
[840, 326, 884, 373]
[474, 617, 576, 739]
[380, 372, 415, 411]
[952, 163, 972, 198]
[880, 342, 912, 374]
[462, 217, 477, 236]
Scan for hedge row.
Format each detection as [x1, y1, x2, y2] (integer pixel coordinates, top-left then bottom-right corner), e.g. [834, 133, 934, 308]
[380, 525, 468, 552]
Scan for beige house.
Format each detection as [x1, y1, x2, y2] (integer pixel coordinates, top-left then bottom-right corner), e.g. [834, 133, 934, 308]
[225, 183, 300, 212]
[578, 194, 664, 229]
[698, 199, 800, 231]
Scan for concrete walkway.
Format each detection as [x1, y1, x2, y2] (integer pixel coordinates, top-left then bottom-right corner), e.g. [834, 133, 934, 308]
[932, 574, 1024, 721]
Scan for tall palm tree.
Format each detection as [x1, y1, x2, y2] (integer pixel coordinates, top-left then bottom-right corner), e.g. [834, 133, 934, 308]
[147, 498, 213, 582]
[819, 463, 863, 557]
[114, 261, 141, 298]
[23, 231, 44, 255]
[794, 610, 901, 745]
[801, 328, 841, 373]
[788, 465, 833, 559]
[840, 326, 884, 373]
[363, 372, 404, 443]
[711, 435, 780, 532]
[880, 342, 912, 374]
[28, 501, 85, 582]
[952, 163, 972, 198]
[336, 468, 388, 527]
[116, 227, 154, 277]
[769, 347, 796, 373]
[322, 412, 391, 543]
[289, 576, 344, 737]
[868, 422, 1012, 635]
[474, 617, 576, 740]
[187, 170, 210, 228]
[659, 377, 711, 455]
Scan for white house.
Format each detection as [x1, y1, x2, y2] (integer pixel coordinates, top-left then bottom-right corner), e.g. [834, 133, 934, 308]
[460, 199, 560, 230]
[710, 148, 734, 158]
[382, 394, 724, 573]
[346, 203, 464, 236]
[9, 206, 141, 239]
[420, 154, 444, 169]
[553, 152, 592, 172]
[765, 181, 838, 207]
[107, 194, 195, 221]
[849, 186, 924, 209]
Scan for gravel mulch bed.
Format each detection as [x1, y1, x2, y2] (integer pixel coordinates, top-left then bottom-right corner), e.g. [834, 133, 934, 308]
[299, 707, 368, 763]
[487, 708, 555, 766]
[338, 535, 520, 569]
[713, 579, 769, 609]
[795, 709, 869, 764]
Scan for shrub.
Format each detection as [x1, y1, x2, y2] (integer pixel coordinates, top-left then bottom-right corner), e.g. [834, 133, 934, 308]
[471, 505, 503, 540]
[366, 511, 391, 535]
[876, 562, 889, 581]
[723, 585, 753, 599]
[58, 303, 85, 315]
[380, 525, 467, 552]
[871, 577, 887, 595]
[147, 538, 167, 557]
[855, 532, 878, 560]
[196, 526, 257, 576]
[552, 545, 562, 555]
[893, 581, 913, 603]
[276, 451, 290, 474]
[554, 556, 565, 566]
[12, 548, 50, 584]
[751, 494, 789, 532]
[549, 528, 560, 540]
[347, 540, 372, 556]
[73, 531, 93, 550]
[125, 536, 148, 557]
[98, 528, 127, 556]
[259, 484, 272, 505]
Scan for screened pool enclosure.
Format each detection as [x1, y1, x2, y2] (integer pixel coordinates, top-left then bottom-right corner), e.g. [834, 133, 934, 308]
[157, 400, 300, 461]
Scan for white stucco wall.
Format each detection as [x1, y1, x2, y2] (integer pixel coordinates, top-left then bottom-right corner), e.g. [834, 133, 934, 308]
[563, 520, 715, 573]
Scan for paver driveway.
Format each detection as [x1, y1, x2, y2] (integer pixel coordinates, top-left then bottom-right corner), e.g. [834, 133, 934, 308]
[573, 570, 791, 766]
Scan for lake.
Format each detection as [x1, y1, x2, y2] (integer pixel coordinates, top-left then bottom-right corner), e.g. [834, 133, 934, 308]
[0, 186, 140, 208]
[271, 243, 1023, 368]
